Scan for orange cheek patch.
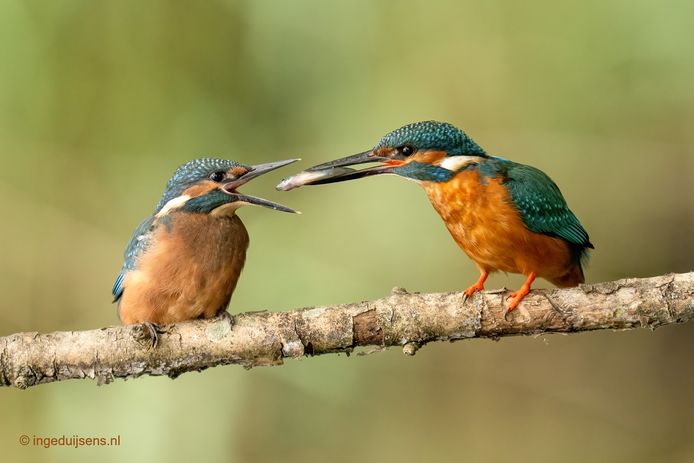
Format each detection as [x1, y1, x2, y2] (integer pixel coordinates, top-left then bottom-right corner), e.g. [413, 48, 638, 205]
[411, 150, 448, 164]
[182, 181, 217, 198]
[229, 167, 248, 178]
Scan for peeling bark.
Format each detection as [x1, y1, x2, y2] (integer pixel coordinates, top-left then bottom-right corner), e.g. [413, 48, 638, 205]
[1, 272, 693, 389]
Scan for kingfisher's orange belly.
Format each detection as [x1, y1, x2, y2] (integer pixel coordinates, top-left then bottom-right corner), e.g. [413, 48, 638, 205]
[423, 170, 574, 280]
[118, 213, 249, 325]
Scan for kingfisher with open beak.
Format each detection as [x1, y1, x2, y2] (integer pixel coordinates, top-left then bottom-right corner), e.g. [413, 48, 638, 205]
[277, 121, 593, 311]
[113, 157, 298, 343]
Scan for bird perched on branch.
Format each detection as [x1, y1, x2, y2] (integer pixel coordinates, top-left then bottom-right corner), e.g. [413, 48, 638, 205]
[277, 121, 592, 311]
[113, 157, 298, 344]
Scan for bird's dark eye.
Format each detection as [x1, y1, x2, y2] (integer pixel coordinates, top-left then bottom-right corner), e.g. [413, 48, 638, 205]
[398, 145, 415, 156]
[209, 171, 226, 182]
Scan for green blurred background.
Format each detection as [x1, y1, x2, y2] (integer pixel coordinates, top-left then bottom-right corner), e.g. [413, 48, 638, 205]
[1, 1, 693, 462]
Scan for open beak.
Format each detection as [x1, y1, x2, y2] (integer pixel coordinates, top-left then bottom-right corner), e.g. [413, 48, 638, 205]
[222, 158, 300, 213]
[276, 150, 395, 191]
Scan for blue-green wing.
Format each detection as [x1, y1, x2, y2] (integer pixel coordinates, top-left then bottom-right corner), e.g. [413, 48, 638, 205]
[112, 215, 156, 302]
[491, 161, 593, 248]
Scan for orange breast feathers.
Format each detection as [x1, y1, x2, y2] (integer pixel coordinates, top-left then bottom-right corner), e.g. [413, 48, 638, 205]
[117, 213, 249, 325]
[422, 169, 577, 283]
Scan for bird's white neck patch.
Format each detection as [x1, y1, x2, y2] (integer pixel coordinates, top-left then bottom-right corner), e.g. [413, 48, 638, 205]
[210, 202, 242, 217]
[438, 155, 483, 172]
[156, 195, 191, 217]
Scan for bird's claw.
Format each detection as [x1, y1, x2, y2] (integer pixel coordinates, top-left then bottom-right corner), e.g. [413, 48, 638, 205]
[133, 322, 165, 349]
[217, 310, 236, 328]
[505, 289, 529, 312]
[462, 283, 485, 304]
[505, 273, 536, 313]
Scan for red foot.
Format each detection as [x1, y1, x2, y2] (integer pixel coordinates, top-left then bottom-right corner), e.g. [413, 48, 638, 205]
[463, 271, 488, 300]
[464, 282, 485, 297]
[506, 288, 530, 311]
[506, 272, 536, 312]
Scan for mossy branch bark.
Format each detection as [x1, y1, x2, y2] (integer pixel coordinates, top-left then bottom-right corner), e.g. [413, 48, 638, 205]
[1, 272, 693, 389]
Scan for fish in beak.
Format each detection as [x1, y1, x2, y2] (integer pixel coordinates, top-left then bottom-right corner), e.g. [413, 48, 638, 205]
[276, 150, 398, 191]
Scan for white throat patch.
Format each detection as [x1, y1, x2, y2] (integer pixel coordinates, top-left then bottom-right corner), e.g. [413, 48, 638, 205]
[155, 195, 191, 217]
[210, 202, 243, 217]
[438, 156, 482, 172]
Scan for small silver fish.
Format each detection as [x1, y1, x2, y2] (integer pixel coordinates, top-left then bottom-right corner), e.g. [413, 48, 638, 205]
[276, 167, 356, 191]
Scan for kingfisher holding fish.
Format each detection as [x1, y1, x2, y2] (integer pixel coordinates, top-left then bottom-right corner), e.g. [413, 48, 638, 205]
[278, 121, 593, 311]
[114, 157, 298, 345]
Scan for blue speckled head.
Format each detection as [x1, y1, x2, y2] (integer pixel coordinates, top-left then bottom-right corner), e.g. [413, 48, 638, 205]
[156, 158, 248, 212]
[375, 121, 486, 156]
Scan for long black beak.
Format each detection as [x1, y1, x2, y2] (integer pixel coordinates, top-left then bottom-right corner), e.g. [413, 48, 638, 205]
[276, 150, 393, 191]
[222, 159, 300, 213]
[308, 150, 384, 170]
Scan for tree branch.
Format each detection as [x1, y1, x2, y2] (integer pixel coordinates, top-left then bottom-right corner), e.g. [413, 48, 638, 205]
[1, 272, 693, 389]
